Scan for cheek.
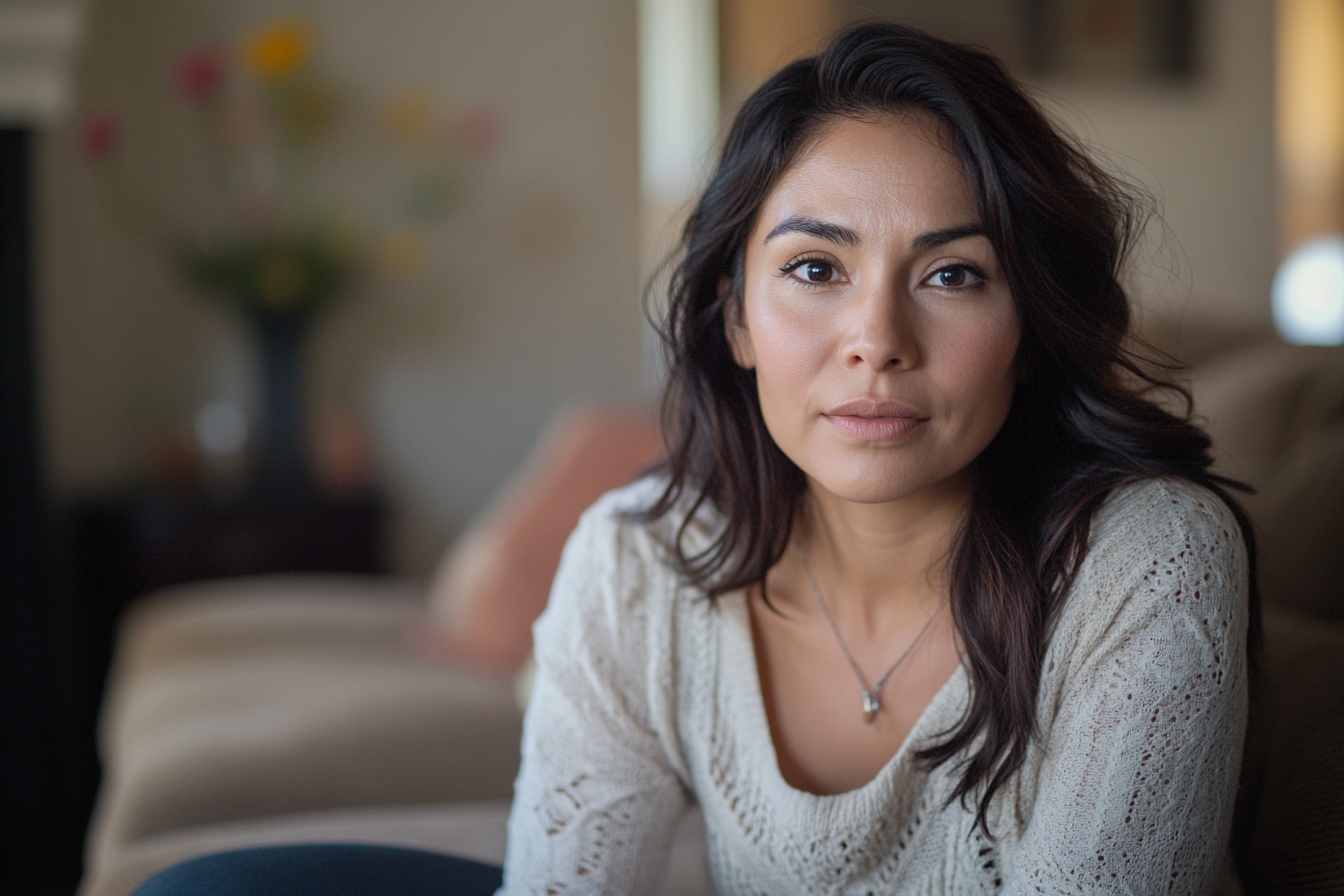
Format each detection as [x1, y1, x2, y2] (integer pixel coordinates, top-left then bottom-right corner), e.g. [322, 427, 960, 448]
[745, 298, 834, 404]
[940, 313, 1020, 421]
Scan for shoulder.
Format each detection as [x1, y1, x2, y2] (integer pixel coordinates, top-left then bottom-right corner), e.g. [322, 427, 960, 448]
[1051, 478, 1250, 660]
[1083, 478, 1247, 597]
[561, 474, 723, 581]
[559, 474, 712, 579]
[1090, 477, 1243, 561]
[533, 475, 710, 658]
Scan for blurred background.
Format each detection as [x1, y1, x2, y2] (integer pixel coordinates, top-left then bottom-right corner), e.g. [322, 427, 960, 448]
[3, 0, 1339, 891]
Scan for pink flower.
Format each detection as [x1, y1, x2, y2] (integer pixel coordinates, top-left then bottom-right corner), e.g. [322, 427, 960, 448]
[453, 104, 505, 158]
[81, 113, 118, 160]
[175, 47, 224, 102]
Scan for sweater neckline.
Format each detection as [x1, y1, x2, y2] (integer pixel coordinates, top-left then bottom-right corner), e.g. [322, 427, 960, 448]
[718, 588, 969, 812]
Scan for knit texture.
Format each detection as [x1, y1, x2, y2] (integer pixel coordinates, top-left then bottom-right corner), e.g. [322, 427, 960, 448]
[501, 478, 1249, 895]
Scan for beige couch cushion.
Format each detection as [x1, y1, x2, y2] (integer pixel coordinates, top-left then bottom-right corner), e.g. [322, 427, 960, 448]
[1187, 341, 1344, 620]
[1188, 342, 1344, 488]
[101, 575, 426, 759]
[108, 576, 423, 670]
[1253, 430, 1344, 619]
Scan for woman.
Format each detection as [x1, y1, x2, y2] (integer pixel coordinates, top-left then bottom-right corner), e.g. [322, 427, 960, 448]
[500, 20, 1255, 895]
[133, 20, 1254, 896]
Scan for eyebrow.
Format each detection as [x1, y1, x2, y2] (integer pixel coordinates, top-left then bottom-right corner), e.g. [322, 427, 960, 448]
[763, 215, 987, 251]
[911, 224, 987, 250]
[763, 215, 860, 247]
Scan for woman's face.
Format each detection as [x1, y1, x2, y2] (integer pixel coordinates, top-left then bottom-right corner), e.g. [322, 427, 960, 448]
[730, 113, 1020, 506]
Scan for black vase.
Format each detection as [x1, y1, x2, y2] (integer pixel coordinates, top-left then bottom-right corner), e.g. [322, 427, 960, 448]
[255, 311, 310, 489]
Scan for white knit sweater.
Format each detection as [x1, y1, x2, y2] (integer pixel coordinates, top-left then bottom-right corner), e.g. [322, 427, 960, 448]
[501, 477, 1249, 895]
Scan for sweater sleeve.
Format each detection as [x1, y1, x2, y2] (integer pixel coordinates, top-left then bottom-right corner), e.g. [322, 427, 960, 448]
[499, 493, 690, 895]
[1005, 482, 1249, 896]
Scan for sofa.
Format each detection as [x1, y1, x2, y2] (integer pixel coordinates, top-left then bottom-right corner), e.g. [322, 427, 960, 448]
[78, 340, 1344, 896]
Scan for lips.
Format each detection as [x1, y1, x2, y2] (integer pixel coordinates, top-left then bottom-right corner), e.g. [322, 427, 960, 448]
[824, 398, 928, 442]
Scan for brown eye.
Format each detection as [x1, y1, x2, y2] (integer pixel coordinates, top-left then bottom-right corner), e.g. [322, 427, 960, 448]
[929, 265, 983, 289]
[799, 261, 835, 282]
[937, 268, 967, 287]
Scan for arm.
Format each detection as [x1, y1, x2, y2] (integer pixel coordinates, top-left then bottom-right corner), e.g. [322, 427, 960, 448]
[1006, 485, 1249, 895]
[499, 500, 690, 894]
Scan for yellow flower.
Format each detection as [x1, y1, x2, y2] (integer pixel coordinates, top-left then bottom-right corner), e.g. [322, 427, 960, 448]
[244, 19, 312, 81]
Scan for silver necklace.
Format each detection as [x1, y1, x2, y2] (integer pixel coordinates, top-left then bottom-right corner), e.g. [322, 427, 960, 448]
[798, 547, 944, 725]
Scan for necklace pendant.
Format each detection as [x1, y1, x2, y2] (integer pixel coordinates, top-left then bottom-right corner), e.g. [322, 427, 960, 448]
[862, 690, 879, 725]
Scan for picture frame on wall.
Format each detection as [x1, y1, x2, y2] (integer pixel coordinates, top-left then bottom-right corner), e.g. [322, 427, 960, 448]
[842, 0, 1196, 82]
[1024, 0, 1195, 79]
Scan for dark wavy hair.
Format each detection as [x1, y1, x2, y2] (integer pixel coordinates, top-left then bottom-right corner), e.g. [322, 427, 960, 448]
[640, 21, 1259, 834]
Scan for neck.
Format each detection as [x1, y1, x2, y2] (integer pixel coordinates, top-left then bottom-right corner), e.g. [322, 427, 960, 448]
[796, 473, 970, 628]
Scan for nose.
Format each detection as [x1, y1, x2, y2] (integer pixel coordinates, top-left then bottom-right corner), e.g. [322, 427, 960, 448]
[840, 279, 919, 372]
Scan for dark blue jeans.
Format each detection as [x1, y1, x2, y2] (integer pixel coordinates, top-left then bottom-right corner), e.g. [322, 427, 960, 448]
[131, 843, 503, 895]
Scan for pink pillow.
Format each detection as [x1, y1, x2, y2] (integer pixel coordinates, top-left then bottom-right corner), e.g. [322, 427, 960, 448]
[416, 406, 663, 673]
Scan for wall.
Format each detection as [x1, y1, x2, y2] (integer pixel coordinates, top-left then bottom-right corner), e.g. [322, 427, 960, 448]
[1029, 0, 1277, 339]
[38, 0, 642, 572]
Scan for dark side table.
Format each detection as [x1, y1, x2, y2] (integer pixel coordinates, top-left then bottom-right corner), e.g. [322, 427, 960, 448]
[71, 487, 388, 608]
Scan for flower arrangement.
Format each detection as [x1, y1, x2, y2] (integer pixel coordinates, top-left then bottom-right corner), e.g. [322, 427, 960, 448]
[85, 18, 501, 315]
[82, 19, 502, 483]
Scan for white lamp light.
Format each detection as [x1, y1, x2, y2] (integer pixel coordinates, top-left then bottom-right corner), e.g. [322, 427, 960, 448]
[1272, 236, 1344, 346]
[194, 400, 249, 460]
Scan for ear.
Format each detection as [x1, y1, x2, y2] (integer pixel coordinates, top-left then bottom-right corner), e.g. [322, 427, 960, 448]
[721, 277, 756, 370]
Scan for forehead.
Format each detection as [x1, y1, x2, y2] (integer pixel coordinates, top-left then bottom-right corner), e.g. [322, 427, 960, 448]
[754, 113, 976, 236]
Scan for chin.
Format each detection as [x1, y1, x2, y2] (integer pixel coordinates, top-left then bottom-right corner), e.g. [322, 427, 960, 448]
[804, 452, 977, 507]
[809, 468, 943, 505]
